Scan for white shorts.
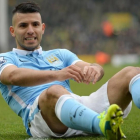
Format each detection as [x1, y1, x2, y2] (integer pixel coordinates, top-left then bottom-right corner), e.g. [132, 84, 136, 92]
[29, 82, 132, 138]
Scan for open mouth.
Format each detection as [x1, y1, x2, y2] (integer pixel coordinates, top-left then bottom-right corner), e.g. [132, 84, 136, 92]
[25, 37, 37, 40]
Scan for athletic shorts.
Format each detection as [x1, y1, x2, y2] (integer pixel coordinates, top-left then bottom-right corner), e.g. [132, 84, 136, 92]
[28, 82, 132, 138]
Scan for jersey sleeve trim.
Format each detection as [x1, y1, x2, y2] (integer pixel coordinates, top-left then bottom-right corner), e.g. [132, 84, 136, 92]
[0, 64, 14, 75]
[71, 60, 82, 65]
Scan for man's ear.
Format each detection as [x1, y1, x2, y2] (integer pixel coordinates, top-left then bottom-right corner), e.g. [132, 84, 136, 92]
[9, 26, 15, 37]
[42, 23, 46, 35]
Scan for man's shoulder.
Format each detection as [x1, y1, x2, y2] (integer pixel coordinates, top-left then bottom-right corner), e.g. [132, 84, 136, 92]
[43, 48, 70, 54]
[0, 51, 14, 57]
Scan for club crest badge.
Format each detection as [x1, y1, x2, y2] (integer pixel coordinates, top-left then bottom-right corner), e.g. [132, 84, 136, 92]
[46, 55, 62, 65]
[0, 57, 7, 67]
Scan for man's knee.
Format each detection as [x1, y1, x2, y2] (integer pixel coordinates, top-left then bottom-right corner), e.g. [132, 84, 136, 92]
[47, 85, 65, 93]
[121, 66, 140, 80]
[43, 85, 69, 102]
[39, 85, 66, 109]
[47, 85, 67, 96]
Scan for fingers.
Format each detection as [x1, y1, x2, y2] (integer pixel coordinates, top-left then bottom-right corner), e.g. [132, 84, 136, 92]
[83, 66, 100, 84]
[68, 67, 83, 83]
[83, 66, 94, 84]
[62, 65, 84, 83]
[92, 73, 100, 84]
[58, 65, 102, 84]
[83, 66, 88, 75]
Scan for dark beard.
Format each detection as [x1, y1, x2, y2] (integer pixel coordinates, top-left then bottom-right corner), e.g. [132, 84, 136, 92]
[20, 44, 39, 51]
[18, 41, 39, 51]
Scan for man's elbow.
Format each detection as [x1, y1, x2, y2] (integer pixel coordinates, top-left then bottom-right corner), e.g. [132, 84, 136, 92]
[1, 71, 17, 85]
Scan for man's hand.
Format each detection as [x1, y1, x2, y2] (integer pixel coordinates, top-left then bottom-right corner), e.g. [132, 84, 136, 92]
[83, 64, 104, 84]
[56, 65, 84, 83]
[56, 63, 104, 85]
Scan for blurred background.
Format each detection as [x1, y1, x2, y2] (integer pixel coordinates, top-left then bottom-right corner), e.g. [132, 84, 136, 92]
[1, 0, 140, 67]
[1, 1, 140, 139]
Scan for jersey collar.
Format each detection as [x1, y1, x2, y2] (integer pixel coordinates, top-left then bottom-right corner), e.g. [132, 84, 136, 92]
[13, 46, 42, 55]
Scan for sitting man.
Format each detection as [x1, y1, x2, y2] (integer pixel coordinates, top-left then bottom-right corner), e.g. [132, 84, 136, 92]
[0, 2, 139, 140]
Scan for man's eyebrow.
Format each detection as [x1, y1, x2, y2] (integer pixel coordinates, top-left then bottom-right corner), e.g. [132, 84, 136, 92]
[18, 22, 28, 25]
[33, 21, 41, 23]
[19, 22, 27, 24]
[18, 21, 39, 24]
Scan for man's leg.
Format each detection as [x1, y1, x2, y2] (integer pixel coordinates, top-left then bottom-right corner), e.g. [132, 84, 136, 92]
[79, 66, 140, 116]
[38, 85, 69, 134]
[129, 74, 140, 109]
[107, 66, 140, 111]
[38, 85, 124, 139]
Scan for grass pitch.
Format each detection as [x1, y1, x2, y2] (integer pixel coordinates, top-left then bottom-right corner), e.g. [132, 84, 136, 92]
[0, 64, 140, 140]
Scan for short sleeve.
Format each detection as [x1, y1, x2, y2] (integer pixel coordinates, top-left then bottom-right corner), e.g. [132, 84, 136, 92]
[58, 49, 81, 67]
[0, 52, 17, 75]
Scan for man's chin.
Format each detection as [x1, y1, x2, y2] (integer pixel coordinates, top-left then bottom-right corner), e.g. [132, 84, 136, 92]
[21, 45, 39, 51]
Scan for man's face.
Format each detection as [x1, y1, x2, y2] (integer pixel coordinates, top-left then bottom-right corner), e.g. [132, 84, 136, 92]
[10, 12, 45, 51]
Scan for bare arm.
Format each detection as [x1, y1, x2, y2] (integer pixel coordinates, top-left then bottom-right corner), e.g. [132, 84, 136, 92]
[0, 65, 84, 86]
[74, 61, 104, 84]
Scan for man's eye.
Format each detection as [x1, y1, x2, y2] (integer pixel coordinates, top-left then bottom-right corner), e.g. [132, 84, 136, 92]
[33, 22, 39, 26]
[19, 24, 27, 27]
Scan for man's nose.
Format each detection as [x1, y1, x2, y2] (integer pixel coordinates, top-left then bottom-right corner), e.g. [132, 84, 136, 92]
[27, 25, 34, 35]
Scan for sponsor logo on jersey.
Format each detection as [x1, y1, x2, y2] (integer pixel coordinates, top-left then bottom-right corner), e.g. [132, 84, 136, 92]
[0, 57, 7, 67]
[46, 55, 62, 65]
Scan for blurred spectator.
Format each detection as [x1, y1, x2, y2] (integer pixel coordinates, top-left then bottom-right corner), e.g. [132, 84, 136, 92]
[7, 0, 140, 55]
[95, 51, 110, 65]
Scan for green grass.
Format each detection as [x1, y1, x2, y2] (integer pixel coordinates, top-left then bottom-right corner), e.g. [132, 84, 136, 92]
[0, 64, 140, 140]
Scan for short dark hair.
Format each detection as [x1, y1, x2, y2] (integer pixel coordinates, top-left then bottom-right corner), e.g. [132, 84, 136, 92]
[12, 1, 41, 15]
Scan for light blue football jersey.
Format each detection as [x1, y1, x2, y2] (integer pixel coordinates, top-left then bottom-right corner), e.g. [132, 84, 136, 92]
[0, 47, 81, 135]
